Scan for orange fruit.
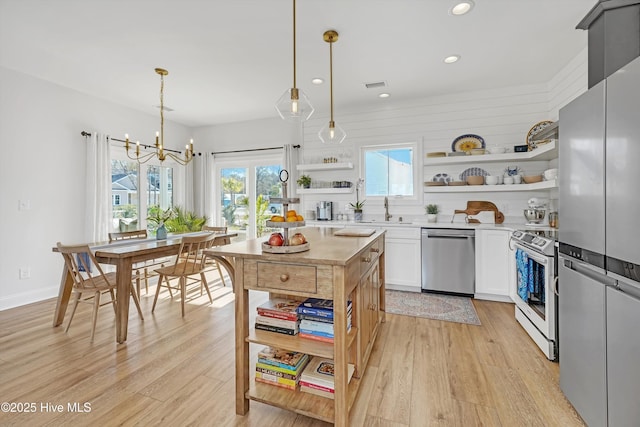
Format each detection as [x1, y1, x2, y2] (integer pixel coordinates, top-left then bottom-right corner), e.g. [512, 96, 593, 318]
[286, 210, 297, 217]
[270, 215, 284, 222]
[296, 215, 304, 221]
[286, 216, 298, 222]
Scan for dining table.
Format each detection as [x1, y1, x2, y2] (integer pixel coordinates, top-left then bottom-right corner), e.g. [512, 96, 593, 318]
[52, 231, 237, 343]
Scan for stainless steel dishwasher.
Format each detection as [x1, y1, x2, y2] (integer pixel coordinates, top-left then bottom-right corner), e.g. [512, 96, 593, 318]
[421, 228, 475, 296]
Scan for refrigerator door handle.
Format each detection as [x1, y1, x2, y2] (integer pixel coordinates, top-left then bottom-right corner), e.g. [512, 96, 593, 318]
[554, 275, 559, 296]
[562, 256, 616, 286]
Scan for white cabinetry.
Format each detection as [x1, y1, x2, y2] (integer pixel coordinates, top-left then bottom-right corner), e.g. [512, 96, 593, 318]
[350, 224, 422, 292]
[475, 229, 514, 302]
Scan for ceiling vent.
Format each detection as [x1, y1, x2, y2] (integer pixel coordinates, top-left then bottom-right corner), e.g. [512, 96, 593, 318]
[364, 81, 387, 89]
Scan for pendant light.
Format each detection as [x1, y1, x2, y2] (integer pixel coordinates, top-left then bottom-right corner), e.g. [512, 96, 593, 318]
[275, 0, 314, 121]
[318, 30, 346, 144]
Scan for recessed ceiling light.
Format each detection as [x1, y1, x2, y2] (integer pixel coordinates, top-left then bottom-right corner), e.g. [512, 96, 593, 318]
[444, 55, 460, 64]
[378, 93, 390, 98]
[449, 1, 475, 16]
[311, 77, 324, 85]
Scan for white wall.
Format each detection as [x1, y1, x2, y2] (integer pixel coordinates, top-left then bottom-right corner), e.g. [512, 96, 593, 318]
[0, 66, 191, 310]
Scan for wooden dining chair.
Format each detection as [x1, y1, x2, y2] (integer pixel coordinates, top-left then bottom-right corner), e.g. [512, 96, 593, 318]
[151, 233, 218, 317]
[109, 229, 171, 296]
[56, 242, 144, 342]
[202, 226, 230, 287]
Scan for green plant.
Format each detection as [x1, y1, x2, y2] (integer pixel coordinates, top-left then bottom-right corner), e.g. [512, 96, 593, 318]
[349, 178, 365, 210]
[147, 205, 208, 233]
[296, 174, 311, 187]
[426, 204, 439, 215]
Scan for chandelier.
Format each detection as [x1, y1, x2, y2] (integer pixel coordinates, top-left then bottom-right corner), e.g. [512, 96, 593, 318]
[275, 0, 314, 121]
[318, 30, 346, 144]
[125, 68, 194, 165]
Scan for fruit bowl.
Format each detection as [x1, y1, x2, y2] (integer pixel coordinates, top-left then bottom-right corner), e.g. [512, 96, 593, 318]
[262, 241, 310, 254]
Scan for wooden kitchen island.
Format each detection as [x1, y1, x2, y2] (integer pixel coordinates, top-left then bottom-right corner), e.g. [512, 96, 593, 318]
[205, 227, 385, 426]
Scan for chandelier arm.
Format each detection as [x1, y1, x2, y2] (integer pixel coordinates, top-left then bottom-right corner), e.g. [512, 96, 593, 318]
[329, 39, 334, 122]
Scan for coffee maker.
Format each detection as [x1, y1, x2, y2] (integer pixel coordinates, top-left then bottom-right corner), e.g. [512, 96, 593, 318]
[316, 201, 333, 221]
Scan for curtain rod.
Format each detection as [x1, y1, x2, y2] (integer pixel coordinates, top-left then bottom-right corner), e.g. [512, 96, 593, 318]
[211, 145, 300, 155]
[81, 131, 182, 154]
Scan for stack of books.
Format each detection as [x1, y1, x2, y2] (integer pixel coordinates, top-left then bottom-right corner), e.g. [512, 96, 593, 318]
[296, 298, 352, 343]
[255, 298, 301, 335]
[255, 346, 309, 390]
[299, 356, 355, 399]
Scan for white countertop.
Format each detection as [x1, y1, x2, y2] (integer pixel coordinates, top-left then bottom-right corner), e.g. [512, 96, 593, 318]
[306, 219, 554, 232]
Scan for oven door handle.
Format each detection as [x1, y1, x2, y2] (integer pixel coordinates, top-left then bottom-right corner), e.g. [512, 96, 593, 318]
[514, 243, 549, 264]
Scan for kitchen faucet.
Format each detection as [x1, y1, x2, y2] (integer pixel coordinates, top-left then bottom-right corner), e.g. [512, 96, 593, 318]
[384, 197, 392, 221]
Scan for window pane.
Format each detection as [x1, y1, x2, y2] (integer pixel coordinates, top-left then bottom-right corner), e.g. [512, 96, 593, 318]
[221, 167, 248, 240]
[146, 165, 174, 233]
[364, 146, 414, 197]
[111, 159, 139, 232]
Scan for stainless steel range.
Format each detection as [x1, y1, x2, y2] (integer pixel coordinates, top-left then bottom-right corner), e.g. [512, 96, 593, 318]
[510, 229, 558, 360]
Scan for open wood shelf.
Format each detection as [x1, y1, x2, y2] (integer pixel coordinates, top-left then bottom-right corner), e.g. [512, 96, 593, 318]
[247, 328, 358, 360]
[296, 162, 354, 171]
[424, 179, 558, 193]
[424, 140, 557, 166]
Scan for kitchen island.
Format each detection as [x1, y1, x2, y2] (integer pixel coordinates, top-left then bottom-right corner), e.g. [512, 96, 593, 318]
[204, 226, 386, 426]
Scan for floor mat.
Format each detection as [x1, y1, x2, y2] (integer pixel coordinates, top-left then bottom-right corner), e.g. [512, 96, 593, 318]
[385, 290, 481, 325]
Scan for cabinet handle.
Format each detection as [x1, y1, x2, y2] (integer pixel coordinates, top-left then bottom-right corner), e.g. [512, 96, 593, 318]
[362, 256, 371, 263]
[279, 274, 289, 282]
[370, 247, 379, 253]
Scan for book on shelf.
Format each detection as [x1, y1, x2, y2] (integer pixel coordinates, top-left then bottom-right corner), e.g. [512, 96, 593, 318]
[300, 317, 351, 335]
[257, 346, 309, 372]
[299, 379, 335, 394]
[255, 370, 297, 388]
[299, 382, 335, 400]
[256, 298, 301, 321]
[299, 328, 334, 339]
[256, 361, 304, 376]
[256, 314, 299, 330]
[298, 332, 334, 344]
[255, 365, 298, 381]
[298, 314, 334, 324]
[255, 322, 298, 336]
[300, 356, 355, 391]
[254, 375, 296, 391]
[296, 298, 352, 320]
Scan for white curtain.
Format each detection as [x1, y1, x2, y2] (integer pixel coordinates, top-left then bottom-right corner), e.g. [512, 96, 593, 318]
[282, 144, 295, 190]
[193, 152, 215, 225]
[85, 132, 111, 242]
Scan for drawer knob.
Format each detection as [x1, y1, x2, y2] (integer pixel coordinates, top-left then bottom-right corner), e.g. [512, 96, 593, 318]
[279, 274, 289, 282]
[370, 247, 380, 253]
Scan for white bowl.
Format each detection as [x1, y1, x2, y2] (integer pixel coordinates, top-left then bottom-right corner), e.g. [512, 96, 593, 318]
[487, 146, 506, 154]
[543, 168, 558, 180]
[503, 176, 514, 185]
[485, 175, 498, 185]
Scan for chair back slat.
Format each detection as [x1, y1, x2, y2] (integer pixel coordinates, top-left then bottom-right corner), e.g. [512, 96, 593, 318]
[56, 242, 112, 290]
[109, 230, 148, 243]
[172, 233, 217, 273]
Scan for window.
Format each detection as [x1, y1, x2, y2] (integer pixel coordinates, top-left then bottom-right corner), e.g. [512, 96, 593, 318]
[113, 195, 121, 205]
[362, 143, 416, 198]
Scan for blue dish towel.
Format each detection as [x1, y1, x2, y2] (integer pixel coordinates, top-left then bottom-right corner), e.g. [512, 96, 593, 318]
[516, 249, 529, 302]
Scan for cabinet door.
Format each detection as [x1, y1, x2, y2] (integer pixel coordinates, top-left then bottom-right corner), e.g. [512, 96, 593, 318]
[385, 238, 421, 291]
[475, 229, 513, 300]
[360, 261, 380, 366]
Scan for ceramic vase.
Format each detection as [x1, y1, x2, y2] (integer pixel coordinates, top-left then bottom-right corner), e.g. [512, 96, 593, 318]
[427, 214, 437, 223]
[156, 223, 167, 240]
[354, 210, 363, 222]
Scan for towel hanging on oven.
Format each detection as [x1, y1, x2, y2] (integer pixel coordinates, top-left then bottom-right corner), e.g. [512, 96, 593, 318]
[516, 249, 529, 302]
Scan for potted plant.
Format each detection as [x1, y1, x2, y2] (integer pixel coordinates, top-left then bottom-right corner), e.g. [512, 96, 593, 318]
[349, 178, 365, 221]
[296, 174, 311, 188]
[425, 204, 439, 223]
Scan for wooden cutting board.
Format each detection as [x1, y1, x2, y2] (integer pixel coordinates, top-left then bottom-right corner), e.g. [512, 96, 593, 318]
[453, 201, 505, 224]
[334, 228, 376, 237]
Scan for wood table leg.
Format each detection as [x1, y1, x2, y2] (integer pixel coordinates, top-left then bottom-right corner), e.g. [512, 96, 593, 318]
[116, 258, 133, 343]
[234, 258, 249, 415]
[53, 266, 74, 327]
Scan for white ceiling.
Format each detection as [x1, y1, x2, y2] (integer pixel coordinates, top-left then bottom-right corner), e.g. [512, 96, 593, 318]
[0, 0, 595, 127]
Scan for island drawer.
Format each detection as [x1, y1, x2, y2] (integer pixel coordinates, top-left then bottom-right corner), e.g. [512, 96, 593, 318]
[256, 262, 317, 293]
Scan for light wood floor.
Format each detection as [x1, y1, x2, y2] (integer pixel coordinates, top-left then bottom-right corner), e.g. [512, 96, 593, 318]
[0, 273, 584, 426]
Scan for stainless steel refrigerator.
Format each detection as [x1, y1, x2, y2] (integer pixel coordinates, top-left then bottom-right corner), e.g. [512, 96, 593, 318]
[559, 56, 640, 426]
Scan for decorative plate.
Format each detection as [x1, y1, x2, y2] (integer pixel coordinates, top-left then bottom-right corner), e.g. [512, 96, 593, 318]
[452, 134, 485, 152]
[432, 173, 452, 183]
[527, 120, 554, 150]
[459, 167, 488, 180]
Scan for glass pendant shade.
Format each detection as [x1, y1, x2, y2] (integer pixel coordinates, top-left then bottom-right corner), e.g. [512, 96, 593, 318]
[318, 120, 346, 144]
[275, 87, 314, 121]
